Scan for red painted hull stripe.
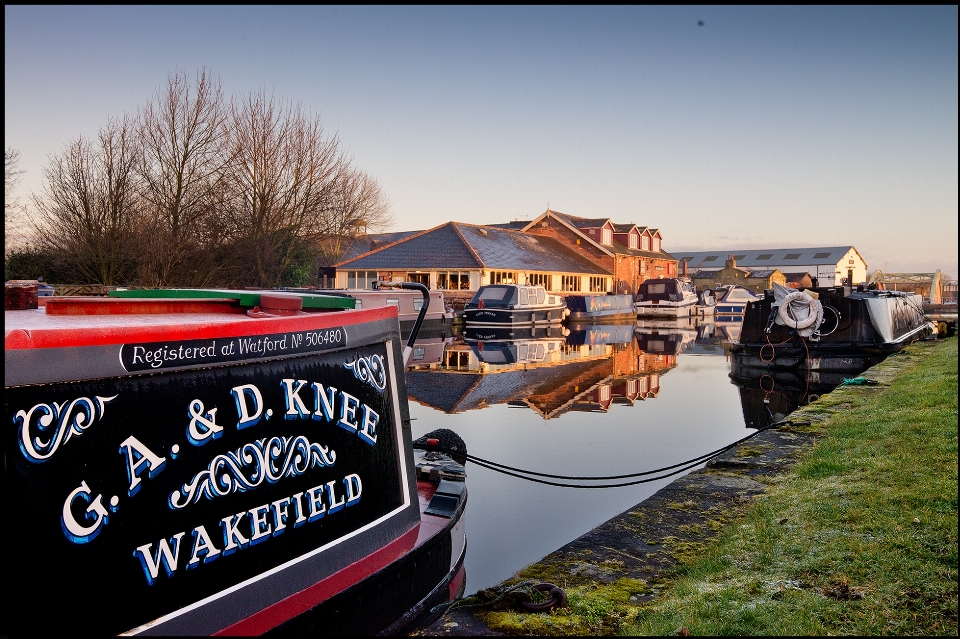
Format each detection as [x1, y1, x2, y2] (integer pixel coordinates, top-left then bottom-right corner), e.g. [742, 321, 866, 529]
[5, 306, 396, 350]
[214, 525, 420, 636]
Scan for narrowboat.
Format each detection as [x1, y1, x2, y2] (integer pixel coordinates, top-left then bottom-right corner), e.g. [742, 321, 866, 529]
[4, 283, 467, 636]
[634, 278, 699, 318]
[732, 282, 934, 369]
[463, 284, 569, 326]
[112, 286, 457, 340]
[564, 294, 636, 322]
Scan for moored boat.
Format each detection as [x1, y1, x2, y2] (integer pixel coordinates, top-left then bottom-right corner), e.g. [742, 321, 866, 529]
[564, 293, 636, 322]
[4, 284, 466, 636]
[732, 282, 934, 369]
[708, 284, 759, 316]
[112, 286, 457, 340]
[463, 284, 569, 326]
[634, 278, 699, 318]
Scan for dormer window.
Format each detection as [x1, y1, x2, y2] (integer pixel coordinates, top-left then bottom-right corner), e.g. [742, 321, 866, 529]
[629, 233, 638, 249]
[601, 228, 612, 245]
[641, 236, 650, 251]
[652, 237, 660, 252]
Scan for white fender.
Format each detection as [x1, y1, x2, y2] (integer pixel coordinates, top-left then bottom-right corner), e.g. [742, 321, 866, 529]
[778, 291, 822, 330]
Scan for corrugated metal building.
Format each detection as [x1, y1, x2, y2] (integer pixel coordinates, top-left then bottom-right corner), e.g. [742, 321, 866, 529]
[675, 246, 867, 287]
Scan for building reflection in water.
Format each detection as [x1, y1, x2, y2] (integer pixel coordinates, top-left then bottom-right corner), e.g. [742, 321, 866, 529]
[404, 324, 678, 420]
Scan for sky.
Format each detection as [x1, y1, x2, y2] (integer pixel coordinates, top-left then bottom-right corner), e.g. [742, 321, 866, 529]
[5, 6, 958, 276]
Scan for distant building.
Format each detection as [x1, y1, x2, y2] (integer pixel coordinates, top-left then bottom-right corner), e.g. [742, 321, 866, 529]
[869, 270, 944, 304]
[676, 246, 867, 287]
[691, 258, 785, 294]
[334, 221, 608, 294]
[517, 209, 678, 294]
[334, 209, 679, 297]
[783, 272, 814, 289]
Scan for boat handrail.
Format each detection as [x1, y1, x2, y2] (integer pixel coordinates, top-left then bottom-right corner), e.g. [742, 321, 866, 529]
[377, 281, 430, 364]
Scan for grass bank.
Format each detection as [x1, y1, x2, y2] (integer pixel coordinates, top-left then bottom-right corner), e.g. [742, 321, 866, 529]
[625, 338, 958, 635]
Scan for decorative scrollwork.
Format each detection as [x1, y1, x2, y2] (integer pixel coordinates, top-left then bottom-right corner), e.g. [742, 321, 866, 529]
[14, 395, 118, 463]
[169, 436, 336, 509]
[344, 354, 387, 392]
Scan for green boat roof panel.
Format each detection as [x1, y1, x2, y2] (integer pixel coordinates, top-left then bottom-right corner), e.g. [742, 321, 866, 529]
[109, 289, 355, 310]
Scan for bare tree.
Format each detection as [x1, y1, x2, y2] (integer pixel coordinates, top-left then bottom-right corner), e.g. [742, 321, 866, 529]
[5, 147, 26, 254]
[223, 91, 342, 287]
[317, 166, 393, 266]
[31, 116, 140, 285]
[137, 68, 229, 286]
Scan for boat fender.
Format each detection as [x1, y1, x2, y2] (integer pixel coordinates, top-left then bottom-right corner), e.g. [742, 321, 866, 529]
[777, 290, 823, 331]
[520, 583, 568, 612]
[413, 428, 467, 465]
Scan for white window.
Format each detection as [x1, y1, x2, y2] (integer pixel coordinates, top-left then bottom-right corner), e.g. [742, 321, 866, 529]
[629, 234, 638, 249]
[601, 228, 612, 245]
[641, 236, 650, 251]
[528, 273, 552, 289]
[589, 276, 606, 292]
[346, 270, 378, 289]
[652, 237, 660, 252]
[437, 271, 470, 290]
[561, 275, 582, 291]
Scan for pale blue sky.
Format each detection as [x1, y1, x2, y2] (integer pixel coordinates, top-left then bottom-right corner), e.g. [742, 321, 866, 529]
[6, 6, 957, 275]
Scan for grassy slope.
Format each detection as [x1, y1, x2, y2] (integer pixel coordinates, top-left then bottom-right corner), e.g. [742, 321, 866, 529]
[626, 338, 958, 635]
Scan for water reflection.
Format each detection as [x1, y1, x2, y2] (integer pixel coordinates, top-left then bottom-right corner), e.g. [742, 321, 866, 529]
[406, 324, 678, 420]
[403, 321, 864, 593]
[729, 353, 875, 429]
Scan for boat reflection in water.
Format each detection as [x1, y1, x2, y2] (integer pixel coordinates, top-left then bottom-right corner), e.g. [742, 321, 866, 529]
[729, 352, 872, 429]
[404, 325, 677, 420]
[635, 317, 700, 355]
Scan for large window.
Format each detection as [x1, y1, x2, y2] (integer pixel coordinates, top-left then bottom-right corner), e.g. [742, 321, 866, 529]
[407, 273, 429, 286]
[641, 236, 650, 251]
[561, 275, 582, 291]
[601, 228, 613, 245]
[437, 271, 470, 290]
[629, 234, 638, 249]
[652, 237, 661, 252]
[589, 276, 607, 292]
[489, 271, 517, 285]
[346, 270, 378, 289]
[528, 273, 552, 289]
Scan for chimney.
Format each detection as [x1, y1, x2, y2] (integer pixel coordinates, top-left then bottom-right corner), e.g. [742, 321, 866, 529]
[725, 254, 736, 269]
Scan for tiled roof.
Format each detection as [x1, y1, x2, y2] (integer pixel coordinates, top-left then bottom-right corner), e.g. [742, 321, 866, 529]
[545, 209, 611, 230]
[746, 269, 778, 278]
[457, 223, 608, 274]
[608, 240, 675, 261]
[486, 221, 529, 230]
[611, 223, 636, 233]
[674, 247, 857, 269]
[338, 231, 422, 262]
[336, 222, 608, 274]
[335, 223, 482, 269]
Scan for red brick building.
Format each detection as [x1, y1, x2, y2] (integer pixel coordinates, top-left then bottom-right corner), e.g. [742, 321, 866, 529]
[514, 209, 679, 295]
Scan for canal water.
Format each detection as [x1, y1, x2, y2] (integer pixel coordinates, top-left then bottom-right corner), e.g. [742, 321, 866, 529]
[404, 320, 831, 593]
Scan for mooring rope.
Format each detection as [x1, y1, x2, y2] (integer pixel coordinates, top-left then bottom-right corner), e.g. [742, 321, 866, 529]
[415, 419, 808, 489]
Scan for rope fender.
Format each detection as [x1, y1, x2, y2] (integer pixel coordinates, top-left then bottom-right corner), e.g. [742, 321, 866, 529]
[777, 290, 823, 331]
